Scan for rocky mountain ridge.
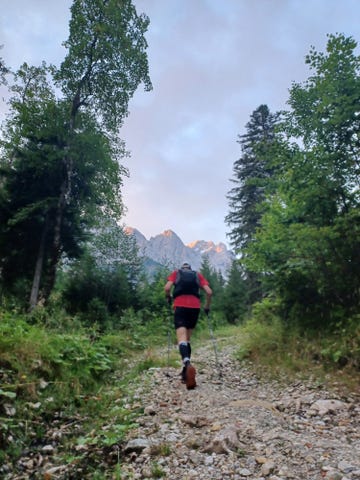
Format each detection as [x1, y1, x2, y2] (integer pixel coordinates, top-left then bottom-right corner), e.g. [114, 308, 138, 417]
[125, 227, 234, 276]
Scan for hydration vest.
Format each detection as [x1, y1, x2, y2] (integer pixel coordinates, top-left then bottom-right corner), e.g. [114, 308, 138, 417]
[173, 268, 200, 298]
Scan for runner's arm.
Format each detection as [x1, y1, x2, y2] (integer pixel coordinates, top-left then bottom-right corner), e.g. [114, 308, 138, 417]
[202, 285, 212, 309]
[164, 280, 173, 299]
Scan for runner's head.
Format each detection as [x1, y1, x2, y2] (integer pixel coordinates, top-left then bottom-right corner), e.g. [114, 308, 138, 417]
[181, 262, 191, 270]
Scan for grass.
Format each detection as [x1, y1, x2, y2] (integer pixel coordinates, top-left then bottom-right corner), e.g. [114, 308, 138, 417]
[220, 315, 360, 393]
[0, 307, 171, 477]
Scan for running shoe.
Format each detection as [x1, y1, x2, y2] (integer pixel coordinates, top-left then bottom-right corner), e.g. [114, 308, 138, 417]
[181, 366, 187, 383]
[185, 363, 196, 390]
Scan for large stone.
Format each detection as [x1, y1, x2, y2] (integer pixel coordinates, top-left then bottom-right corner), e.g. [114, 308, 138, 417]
[309, 399, 348, 416]
[124, 438, 150, 453]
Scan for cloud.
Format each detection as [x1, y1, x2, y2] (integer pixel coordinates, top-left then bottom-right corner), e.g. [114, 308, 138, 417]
[1, 0, 360, 247]
[121, 0, 360, 245]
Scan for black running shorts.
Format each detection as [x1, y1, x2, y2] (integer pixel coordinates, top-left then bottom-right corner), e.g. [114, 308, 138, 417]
[174, 307, 200, 330]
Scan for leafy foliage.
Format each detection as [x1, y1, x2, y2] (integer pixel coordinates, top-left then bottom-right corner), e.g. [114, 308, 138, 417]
[0, 305, 170, 472]
[0, 72, 126, 300]
[232, 34, 360, 328]
[0, 0, 152, 309]
[55, 0, 152, 133]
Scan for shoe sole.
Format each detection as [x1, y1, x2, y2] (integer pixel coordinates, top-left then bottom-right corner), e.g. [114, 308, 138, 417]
[185, 365, 196, 390]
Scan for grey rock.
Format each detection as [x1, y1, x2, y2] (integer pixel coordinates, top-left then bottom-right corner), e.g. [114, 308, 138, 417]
[337, 460, 356, 473]
[124, 438, 150, 453]
[309, 399, 348, 416]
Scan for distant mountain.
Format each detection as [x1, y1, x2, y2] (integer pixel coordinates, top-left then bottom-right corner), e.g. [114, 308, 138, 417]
[124, 227, 235, 276]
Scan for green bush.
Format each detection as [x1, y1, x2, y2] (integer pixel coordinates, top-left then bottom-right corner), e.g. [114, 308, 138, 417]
[233, 296, 360, 376]
[319, 315, 360, 368]
[235, 311, 285, 362]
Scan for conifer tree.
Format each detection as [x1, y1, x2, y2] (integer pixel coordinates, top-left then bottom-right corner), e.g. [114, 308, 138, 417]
[222, 260, 248, 324]
[225, 105, 279, 253]
[225, 105, 280, 306]
[199, 255, 224, 313]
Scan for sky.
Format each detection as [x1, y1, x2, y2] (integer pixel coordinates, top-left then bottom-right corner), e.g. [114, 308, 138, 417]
[1, 1, 360, 248]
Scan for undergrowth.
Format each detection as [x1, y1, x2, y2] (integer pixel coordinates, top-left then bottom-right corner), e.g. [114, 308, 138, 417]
[232, 300, 360, 390]
[0, 306, 174, 477]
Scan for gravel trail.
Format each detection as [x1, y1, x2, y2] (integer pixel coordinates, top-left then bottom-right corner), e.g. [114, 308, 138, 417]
[121, 340, 360, 480]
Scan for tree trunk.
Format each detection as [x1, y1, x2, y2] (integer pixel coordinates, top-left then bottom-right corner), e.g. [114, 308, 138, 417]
[29, 217, 49, 310]
[45, 182, 67, 299]
[43, 95, 77, 300]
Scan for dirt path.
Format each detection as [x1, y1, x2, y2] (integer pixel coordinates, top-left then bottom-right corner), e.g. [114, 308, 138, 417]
[121, 340, 360, 480]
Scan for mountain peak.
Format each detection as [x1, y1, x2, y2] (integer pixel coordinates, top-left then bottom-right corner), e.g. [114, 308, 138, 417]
[124, 226, 139, 236]
[163, 229, 176, 237]
[126, 227, 234, 276]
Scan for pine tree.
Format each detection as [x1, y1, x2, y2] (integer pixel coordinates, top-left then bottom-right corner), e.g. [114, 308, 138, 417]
[222, 260, 248, 324]
[225, 105, 279, 253]
[199, 255, 224, 313]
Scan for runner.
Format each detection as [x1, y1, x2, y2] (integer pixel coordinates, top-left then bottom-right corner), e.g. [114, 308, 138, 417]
[164, 262, 212, 389]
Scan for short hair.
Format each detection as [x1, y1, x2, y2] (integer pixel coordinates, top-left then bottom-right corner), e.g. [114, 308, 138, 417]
[181, 262, 191, 269]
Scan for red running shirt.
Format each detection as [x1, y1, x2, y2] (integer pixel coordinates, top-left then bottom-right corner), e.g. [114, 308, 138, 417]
[167, 270, 209, 308]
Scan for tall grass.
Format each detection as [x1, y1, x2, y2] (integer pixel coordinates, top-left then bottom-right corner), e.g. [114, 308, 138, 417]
[0, 305, 172, 472]
[231, 299, 360, 387]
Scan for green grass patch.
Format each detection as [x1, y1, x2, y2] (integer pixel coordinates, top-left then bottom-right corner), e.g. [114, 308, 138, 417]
[0, 307, 171, 476]
[228, 303, 360, 391]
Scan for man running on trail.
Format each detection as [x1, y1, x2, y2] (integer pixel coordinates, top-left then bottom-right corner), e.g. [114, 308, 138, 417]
[164, 262, 212, 390]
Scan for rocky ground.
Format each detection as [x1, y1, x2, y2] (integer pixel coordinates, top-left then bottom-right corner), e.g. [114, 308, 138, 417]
[2, 339, 359, 479]
[120, 341, 360, 480]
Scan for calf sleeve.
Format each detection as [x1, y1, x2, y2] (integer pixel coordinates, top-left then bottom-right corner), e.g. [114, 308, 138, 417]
[179, 341, 190, 364]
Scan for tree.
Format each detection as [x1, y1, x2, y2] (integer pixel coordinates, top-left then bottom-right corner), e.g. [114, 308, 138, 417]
[0, 65, 69, 300]
[61, 253, 134, 326]
[221, 260, 248, 324]
[225, 104, 280, 253]
[0, 0, 152, 308]
[88, 218, 144, 306]
[199, 255, 224, 313]
[245, 34, 360, 326]
[55, 0, 152, 134]
[225, 105, 281, 306]
[285, 34, 360, 216]
[0, 46, 8, 84]
[137, 265, 172, 315]
[48, 0, 152, 299]
[0, 73, 126, 304]
[60, 219, 145, 322]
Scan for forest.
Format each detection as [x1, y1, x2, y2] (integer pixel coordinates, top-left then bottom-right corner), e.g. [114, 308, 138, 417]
[0, 0, 359, 477]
